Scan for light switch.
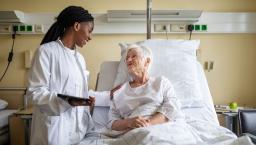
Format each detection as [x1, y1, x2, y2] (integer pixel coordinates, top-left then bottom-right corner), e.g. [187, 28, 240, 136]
[170, 24, 186, 32]
[35, 25, 44, 33]
[0, 25, 11, 33]
[154, 24, 168, 32]
[25, 50, 32, 69]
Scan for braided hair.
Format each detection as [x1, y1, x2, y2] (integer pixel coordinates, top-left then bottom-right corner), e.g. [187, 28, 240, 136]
[41, 6, 94, 45]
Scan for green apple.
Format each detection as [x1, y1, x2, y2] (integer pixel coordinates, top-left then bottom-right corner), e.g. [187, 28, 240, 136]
[229, 102, 238, 110]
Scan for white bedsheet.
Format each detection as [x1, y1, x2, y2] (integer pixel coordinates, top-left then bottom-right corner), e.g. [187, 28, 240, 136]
[92, 107, 216, 131]
[78, 119, 253, 145]
[92, 106, 110, 130]
[0, 110, 16, 128]
[182, 107, 217, 125]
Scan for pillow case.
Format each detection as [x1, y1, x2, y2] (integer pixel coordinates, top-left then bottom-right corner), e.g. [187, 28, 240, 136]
[0, 99, 8, 110]
[114, 39, 203, 108]
[88, 90, 110, 106]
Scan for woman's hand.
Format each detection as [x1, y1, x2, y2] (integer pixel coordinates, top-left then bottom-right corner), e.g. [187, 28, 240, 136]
[88, 96, 95, 113]
[88, 96, 95, 106]
[128, 116, 150, 129]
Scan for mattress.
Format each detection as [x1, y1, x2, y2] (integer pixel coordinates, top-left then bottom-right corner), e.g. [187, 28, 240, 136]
[0, 110, 17, 128]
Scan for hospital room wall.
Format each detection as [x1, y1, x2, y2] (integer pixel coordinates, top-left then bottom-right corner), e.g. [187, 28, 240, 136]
[0, 0, 256, 108]
[83, 34, 256, 108]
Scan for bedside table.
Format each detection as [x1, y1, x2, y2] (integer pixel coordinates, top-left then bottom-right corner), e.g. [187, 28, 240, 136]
[9, 107, 33, 145]
[217, 112, 238, 135]
[15, 107, 33, 145]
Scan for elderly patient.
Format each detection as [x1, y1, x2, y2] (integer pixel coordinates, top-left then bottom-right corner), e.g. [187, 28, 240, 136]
[107, 44, 184, 132]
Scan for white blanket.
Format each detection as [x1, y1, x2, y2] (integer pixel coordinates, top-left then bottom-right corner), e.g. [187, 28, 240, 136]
[77, 119, 253, 145]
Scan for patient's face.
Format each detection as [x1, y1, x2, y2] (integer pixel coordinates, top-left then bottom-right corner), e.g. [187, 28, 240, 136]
[125, 48, 145, 74]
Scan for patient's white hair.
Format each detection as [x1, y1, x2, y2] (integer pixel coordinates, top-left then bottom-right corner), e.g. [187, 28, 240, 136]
[125, 44, 153, 71]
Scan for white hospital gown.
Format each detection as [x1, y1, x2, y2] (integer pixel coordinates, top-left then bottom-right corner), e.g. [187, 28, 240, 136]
[107, 76, 184, 129]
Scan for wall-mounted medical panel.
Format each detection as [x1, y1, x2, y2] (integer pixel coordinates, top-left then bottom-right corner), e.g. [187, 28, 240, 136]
[93, 12, 256, 34]
[0, 11, 256, 34]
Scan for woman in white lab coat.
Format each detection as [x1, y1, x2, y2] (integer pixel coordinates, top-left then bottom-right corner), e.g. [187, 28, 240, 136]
[26, 6, 96, 145]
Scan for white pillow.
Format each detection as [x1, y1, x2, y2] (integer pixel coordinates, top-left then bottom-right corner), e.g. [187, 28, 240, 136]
[88, 90, 111, 106]
[114, 39, 203, 108]
[0, 99, 8, 110]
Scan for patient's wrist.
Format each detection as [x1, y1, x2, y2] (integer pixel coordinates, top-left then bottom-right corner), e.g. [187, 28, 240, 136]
[148, 119, 154, 126]
[126, 118, 133, 129]
[111, 119, 132, 131]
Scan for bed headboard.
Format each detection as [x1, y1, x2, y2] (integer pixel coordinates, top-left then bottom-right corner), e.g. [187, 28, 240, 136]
[95, 61, 119, 91]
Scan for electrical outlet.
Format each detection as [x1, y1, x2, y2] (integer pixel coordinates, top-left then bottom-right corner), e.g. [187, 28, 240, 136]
[13, 25, 18, 32]
[0, 24, 42, 34]
[170, 24, 186, 32]
[201, 24, 207, 31]
[209, 61, 214, 70]
[12, 24, 35, 33]
[195, 25, 200, 31]
[154, 24, 169, 32]
[187, 24, 194, 32]
[204, 61, 208, 70]
[204, 61, 214, 72]
[26, 25, 33, 32]
[20, 25, 26, 31]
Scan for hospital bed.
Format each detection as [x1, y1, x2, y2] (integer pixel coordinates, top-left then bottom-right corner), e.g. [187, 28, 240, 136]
[81, 39, 255, 145]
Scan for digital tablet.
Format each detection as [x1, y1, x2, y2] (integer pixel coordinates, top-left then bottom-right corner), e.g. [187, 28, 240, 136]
[57, 94, 91, 105]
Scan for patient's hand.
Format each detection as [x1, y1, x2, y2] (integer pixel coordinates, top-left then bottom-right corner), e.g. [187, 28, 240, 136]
[128, 116, 150, 129]
[111, 116, 150, 131]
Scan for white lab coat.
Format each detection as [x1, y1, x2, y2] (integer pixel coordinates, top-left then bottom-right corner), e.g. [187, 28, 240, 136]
[27, 40, 95, 145]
